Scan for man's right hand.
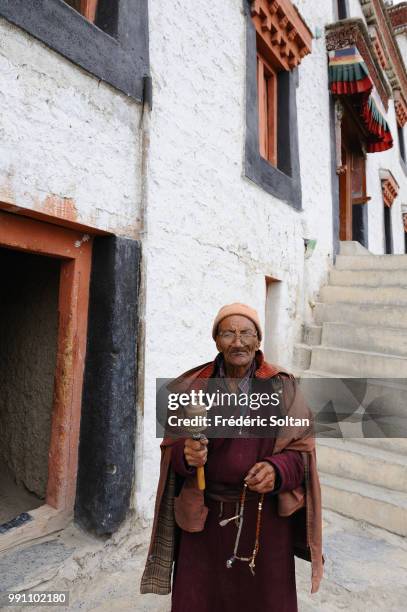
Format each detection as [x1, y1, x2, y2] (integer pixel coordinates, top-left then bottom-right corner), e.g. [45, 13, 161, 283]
[184, 438, 208, 467]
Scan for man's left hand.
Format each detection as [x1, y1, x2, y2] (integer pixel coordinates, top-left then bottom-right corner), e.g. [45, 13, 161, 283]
[244, 461, 276, 493]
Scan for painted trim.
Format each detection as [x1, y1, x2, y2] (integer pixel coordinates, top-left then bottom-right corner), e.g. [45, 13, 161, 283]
[0, 200, 111, 235]
[251, 0, 312, 71]
[0, 0, 149, 101]
[244, 1, 302, 210]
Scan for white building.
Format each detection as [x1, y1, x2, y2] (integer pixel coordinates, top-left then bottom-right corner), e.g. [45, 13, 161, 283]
[0, 0, 406, 577]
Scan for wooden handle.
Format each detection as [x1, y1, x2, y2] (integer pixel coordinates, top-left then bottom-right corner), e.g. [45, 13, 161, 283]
[197, 466, 206, 490]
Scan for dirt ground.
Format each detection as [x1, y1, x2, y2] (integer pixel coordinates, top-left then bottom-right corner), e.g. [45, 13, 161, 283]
[2, 509, 407, 611]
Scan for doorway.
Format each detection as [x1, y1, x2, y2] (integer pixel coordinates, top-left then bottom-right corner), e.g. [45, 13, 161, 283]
[0, 249, 60, 524]
[0, 211, 92, 551]
[338, 108, 370, 246]
[264, 275, 283, 364]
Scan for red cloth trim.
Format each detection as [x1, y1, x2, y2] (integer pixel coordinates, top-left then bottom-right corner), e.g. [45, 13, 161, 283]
[330, 75, 372, 96]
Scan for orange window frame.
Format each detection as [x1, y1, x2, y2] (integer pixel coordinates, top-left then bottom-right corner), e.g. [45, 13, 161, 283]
[257, 53, 278, 166]
[64, 0, 99, 22]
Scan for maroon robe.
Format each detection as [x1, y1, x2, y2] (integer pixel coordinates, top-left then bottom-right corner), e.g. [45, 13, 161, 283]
[170, 437, 304, 612]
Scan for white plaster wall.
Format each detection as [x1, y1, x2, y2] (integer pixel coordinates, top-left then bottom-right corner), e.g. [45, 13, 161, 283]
[0, 18, 142, 237]
[395, 32, 407, 65]
[348, 0, 367, 20]
[137, 0, 336, 518]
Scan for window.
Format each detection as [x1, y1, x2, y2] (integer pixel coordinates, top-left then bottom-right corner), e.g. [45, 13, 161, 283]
[63, 0, 118, 37]
[351, 153, 368, 205]
[64, 0, 98, 22]
[0, 0, 148, 101]
[245, 0, 312, 209]
[257, 54, 278, 165]
[337, 0, 349, 20]
[380, 168, 399, 253]
[384, 205, 393, 254]
[398, 125, 406, 164]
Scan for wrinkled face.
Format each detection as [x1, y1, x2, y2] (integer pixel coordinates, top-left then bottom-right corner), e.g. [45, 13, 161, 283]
[215, 315, 260, 369]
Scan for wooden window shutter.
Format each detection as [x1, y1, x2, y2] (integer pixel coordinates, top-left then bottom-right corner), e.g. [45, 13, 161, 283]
[351, 153, 370, 205]
[257, 54, 278, 165]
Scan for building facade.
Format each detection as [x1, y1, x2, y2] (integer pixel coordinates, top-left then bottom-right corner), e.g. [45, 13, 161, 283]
[0, 0, 406, 573]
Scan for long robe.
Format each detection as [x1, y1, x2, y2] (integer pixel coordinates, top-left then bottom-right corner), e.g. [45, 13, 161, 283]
[170, 437, 304, 612]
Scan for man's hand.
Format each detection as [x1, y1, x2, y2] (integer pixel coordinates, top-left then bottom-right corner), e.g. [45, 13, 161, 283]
[184, 438, 208, 467]
[244, 461, 276, 493]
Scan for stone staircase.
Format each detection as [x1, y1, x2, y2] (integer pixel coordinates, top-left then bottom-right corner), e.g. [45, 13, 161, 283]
[294, 242, 407, 536]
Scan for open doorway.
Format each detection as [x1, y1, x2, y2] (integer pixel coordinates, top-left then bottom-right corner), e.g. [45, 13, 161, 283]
[0, 248, 60, 524]
[0, 210, 92, 551]
[264, 276, 283, 364]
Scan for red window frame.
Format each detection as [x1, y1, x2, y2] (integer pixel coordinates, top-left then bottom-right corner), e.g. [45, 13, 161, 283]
[64, 0, 99, 22]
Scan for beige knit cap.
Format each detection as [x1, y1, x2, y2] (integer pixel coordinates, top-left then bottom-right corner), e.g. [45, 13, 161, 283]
[212, 303, 262, 341]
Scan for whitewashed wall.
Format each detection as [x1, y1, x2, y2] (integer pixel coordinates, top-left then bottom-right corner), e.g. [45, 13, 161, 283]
[1, 2, 405, 524]
[349, 0, 366, 20]
[395, 32, 407, 64]
[138, 0, 407, 519]
[137, 0, 337, 518]
[0, 18, 142, 237]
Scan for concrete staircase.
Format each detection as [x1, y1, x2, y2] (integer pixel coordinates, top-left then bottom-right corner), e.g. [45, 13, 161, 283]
[294, 242, 407, 536]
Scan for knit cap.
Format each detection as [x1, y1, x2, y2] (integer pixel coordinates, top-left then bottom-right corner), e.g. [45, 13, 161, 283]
[212, 303, 262, 340]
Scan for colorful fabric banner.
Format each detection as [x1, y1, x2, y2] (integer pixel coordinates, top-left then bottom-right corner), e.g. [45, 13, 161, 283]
[328, 47, 372, 95]
[328, 46, 393, 152]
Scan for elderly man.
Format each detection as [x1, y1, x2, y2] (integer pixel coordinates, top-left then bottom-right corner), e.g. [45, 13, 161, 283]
[141, 303, 323, 612]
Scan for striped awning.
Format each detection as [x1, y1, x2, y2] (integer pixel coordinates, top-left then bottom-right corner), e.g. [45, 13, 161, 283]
[328, 46, 393, 153]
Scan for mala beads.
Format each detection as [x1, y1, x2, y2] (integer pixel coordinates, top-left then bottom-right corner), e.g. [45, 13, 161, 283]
[220, 483, 265, 576]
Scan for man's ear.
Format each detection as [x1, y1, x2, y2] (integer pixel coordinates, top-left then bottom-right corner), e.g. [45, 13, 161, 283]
[255, 339, 261, 350]
[215, 338, 222, 352]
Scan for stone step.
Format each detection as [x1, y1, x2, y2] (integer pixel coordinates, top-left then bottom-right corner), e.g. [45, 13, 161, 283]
[310, 345, 407, 378]
[299, 374, 407, 442]
[292, 343, 311, 370]
[320, 472, 407, 536]
[317, 439, 407, 494]
[320, 285, 407, 305]
[314, 302, 407, 329]
[357, 438, 407, 455]
[330, 269, 407, 287]
[339, 240, 371, 256]
[321, 321, 407, 357]
[302, 324, 322, 346]
[298, 375, 407, 439]
[335, 254, 407, 271]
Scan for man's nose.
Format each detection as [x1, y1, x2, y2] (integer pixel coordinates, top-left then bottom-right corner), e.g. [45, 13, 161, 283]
[231, 334, 244, 346]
